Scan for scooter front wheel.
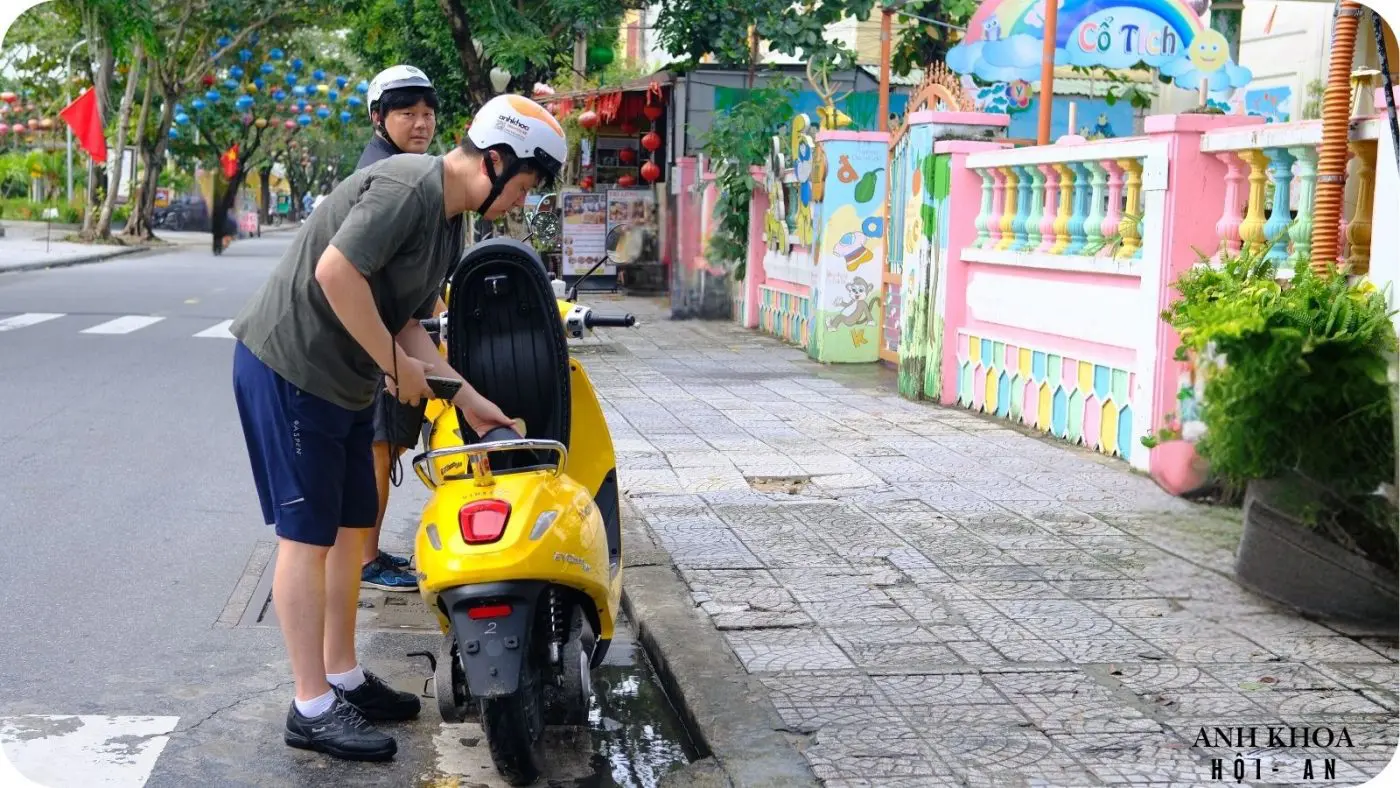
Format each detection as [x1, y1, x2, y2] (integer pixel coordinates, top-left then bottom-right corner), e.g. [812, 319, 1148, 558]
[479, 663, 546, 785]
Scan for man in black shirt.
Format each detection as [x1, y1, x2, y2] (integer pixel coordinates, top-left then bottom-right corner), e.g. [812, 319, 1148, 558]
[356, 64, 443, 592]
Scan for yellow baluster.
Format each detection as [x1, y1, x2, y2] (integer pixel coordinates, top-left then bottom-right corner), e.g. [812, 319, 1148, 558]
[1051, 163, 1073, 254]
[997, 166, 1019, 250]
[1115, 158, 1143, 259]
[1236, 150, 1270, 256]
[1345, 140, 1377, 275]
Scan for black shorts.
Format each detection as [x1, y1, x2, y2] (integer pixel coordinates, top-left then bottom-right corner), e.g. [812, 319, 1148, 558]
[372, 378, 428, 449]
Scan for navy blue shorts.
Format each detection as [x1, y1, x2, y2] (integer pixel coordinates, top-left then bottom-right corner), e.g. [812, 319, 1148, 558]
[232, 342, 378, 547]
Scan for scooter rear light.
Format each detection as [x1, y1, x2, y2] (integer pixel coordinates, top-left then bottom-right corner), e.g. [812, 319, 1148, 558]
[467, 604, 512, 619]
[459, 499, 511, 544]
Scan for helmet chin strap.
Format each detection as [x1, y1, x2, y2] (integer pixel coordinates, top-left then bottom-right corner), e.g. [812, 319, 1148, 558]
[474, 152, 522, 219]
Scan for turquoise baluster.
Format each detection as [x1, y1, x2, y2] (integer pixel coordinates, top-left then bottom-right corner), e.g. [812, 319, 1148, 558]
[1081, 160, 1107, 254]
[1023, 164, 1044, 251]
[1262, 146, 1296, 262]
[1065, 162, 1090, 255]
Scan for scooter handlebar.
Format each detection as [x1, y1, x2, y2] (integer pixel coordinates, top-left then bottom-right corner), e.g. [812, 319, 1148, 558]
[583, 312, 636, 329]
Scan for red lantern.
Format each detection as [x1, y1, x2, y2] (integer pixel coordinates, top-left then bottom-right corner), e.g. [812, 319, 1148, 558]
[578, 110, 600, 129]
[620, 120, 637, 135]
[580, 176, 594, 190]
[641, 131, 661, 152]
[202, 74, 216, 87]
[0, 91, 16, 104]
[618, 148, 636, 164]
[643, 104, 663, 122]
[617, 174, 637, 188]
[640, 161, 661, 183]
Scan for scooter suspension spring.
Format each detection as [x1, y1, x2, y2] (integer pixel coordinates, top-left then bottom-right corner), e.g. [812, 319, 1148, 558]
[549, 588, 564, 665]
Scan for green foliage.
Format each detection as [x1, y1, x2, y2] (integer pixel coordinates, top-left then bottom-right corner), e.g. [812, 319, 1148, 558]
[655, 0, 876, 69]
[890, 0, 978, 76]
[697, 77, 795, 277]
[339, 0, 631, 137]
[0, 197, 84, 224]
[1162, 244, 1399, 562]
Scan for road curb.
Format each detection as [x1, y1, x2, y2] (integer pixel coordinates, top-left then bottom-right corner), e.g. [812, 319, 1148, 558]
[0, 245, 146, 274]
[620, 499, 818, 788]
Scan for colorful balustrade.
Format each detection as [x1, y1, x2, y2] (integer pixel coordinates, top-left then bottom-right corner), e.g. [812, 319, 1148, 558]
[965, 142, 1157, 266]
[1201, 118, 1384, 273]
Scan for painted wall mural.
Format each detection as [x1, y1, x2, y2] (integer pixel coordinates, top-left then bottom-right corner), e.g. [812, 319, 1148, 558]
[714, 88, 910, 132]
[1006, 95, 1134, 140]
[1243, 85, 1292, 123]
[956, 331, 1137, 462]
[947, 0, 1253, 107]
[894, 127, 948, 401]
[811, 135, 887, 363]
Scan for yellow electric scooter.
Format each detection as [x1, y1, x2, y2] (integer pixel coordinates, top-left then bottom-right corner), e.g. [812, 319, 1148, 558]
[409, 223, 636, 785]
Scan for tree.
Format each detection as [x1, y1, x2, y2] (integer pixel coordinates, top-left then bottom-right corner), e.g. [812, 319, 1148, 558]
[654, 0, 878, 70]
[890, 0, 976, 77]
[166, 32, 365, 251]
[339, 0, 634, 135]
[122, 0, 337, 242]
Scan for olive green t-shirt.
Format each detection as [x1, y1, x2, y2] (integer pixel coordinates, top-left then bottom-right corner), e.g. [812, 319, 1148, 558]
[230, 154, 463, 410]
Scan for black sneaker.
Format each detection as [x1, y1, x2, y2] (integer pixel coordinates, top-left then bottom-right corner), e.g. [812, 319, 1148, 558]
[284, 691, 396, 761]
[342, 670, 422, 722]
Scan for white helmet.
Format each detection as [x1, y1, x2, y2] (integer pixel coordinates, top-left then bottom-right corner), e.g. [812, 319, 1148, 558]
[466, 94, 567, 183]
[367, 64, 434, 120]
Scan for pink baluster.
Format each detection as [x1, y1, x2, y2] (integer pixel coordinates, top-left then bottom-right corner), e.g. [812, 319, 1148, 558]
[1099, 160, 1123, 256]
[1037, 164, 1059, 253]
[1214, 152, 1245, 256]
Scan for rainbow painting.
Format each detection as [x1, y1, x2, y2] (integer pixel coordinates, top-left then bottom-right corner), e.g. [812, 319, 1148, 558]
[948, 0, 1251, 94]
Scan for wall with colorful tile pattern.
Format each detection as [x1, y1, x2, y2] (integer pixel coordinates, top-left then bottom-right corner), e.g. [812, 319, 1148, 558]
[957, 332, 1137, 461]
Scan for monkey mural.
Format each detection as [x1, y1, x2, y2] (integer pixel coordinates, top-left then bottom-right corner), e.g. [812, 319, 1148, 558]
[827, 276, 882, 347]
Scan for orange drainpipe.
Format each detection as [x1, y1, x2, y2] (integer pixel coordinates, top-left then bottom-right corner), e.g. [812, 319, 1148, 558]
[1309, 0, 1364, 273]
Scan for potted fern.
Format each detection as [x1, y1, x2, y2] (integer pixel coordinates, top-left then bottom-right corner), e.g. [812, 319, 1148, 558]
[1162, 247, 1398, 624]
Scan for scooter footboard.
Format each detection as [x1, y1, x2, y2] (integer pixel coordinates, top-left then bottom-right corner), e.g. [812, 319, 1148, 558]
[439, 581, 546, 698]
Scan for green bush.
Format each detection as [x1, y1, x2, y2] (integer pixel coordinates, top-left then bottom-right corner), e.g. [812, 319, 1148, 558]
[0, 197, 83, 223]
[1162, 244, 1399, 567]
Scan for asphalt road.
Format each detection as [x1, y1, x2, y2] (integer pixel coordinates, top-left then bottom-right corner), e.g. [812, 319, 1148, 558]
[0, 237, 693, 787]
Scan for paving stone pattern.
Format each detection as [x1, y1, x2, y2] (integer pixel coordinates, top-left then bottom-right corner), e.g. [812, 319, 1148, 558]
[586, 298, 1399, 788]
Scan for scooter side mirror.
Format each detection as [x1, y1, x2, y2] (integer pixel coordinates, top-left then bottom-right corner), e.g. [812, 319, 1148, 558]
[605, 225, 641, 265]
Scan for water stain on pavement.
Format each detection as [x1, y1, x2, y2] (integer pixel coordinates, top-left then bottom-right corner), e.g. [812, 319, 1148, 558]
[419, 613, 700, 787]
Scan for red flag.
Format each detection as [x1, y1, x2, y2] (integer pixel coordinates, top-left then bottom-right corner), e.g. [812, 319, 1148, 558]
[59, 87, 106, 164]
[220, 143, 240, 179]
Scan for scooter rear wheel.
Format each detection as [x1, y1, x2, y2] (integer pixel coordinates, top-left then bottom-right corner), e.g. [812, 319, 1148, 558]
[479, 659, 546, 785]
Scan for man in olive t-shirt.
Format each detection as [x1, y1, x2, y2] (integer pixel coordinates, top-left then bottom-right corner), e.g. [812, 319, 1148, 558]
[228, 93, 566, 762]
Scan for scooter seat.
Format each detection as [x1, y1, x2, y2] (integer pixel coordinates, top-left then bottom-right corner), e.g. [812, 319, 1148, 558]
[445, 239, 571, 469]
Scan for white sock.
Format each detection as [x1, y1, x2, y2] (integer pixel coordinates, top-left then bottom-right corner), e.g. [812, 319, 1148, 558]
[294, 689, 335, 718]
[327, 664, 366, 691]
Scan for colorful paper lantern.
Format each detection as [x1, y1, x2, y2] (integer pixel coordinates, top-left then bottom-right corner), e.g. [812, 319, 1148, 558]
[239, 49, 253, 62]
[578, 110, 599, 129]
[641, 161, 661, 183]
[205, 90, 220, 102]
[284, 119, 297, 129]
[641, 131, 661, 151]
[336, 75, 348, 89]
[175, 112, 190, 125]
[224, 78, 239, 90]
[315, 106, 330, 119]
[356, 80, 369, 94]
[347, 96, 362, 108]
[297, 114, 311, 126]
[269, 48, 284, 60]
[236, 95, 254, 111]
[291, 58, 303, 71]
[643, 104, 663, 122]
[0, 92, 15, 104]
[339, 110, 352, 122]
[191, 99, 206, 110]
[273, 89, 286, 101]
[230, 65, 244, 79]
[255, 117, 268, 128]
[617, 174, 636, 187]
[327, 89, 339, 102]
[168, 128, 179, 139]
[618, 148, 636, 164]
[261, 63, 274, 75]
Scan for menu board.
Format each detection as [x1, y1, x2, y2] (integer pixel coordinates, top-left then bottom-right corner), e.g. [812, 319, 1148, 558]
[561, 192, 611, 277]
[606, 189, 657, 265]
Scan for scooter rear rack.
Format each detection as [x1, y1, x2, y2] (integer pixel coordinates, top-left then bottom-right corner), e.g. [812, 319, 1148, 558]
[412, 439, 568, 489]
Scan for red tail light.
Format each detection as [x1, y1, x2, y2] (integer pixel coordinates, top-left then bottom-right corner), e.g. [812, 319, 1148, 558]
[467, 604, 513, 619]
[459, 499, 511, 544]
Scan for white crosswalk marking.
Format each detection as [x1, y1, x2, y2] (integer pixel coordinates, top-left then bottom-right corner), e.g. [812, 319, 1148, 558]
[193, 319, 234, 339]
[0, 715, 180, 787]
[81, 316, 166, 335]
[0, 313, 64, 332]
